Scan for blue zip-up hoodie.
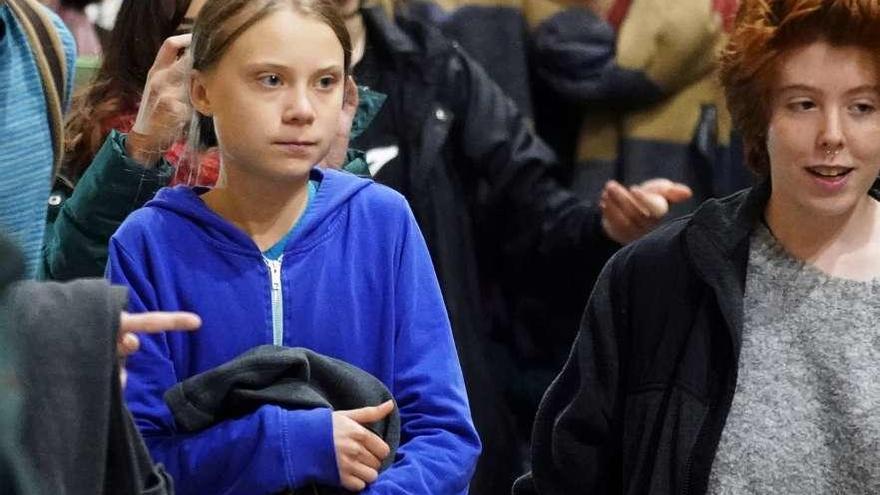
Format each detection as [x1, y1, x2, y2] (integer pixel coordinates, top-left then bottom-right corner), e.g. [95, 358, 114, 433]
[108, 168, 481, 495]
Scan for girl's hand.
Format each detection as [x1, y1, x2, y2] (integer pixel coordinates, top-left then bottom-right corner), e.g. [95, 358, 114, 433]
[127, 34, 193, 167]
[331, 400, 394, 491]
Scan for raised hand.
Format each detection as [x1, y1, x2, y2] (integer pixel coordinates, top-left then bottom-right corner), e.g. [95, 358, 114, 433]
[127, 34, 193, 166]
[600, 178, 693, 244]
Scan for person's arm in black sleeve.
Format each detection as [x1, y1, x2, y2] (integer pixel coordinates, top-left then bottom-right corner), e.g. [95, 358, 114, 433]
[444, 44, 620, 284]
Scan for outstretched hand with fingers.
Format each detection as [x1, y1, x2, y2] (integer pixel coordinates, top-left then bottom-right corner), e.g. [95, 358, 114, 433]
[600, 178, 693, 244]
[127, 34, 193, 166]
[332, 400, 395, 491]
[117, 311, 201, 388]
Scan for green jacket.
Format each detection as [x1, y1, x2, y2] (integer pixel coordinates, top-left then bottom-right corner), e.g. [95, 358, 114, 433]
[40, 131, 174, 280]
[40, 88, 384, 281]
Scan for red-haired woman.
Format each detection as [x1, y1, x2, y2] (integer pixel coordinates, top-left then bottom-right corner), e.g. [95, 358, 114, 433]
[517, 1, 880, 493]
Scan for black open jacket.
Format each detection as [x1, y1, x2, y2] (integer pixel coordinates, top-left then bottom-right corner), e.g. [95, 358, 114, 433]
[515, 181, 774, 495]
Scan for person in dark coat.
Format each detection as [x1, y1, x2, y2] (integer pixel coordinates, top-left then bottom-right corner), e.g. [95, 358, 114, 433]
[344, 1, 692, 492]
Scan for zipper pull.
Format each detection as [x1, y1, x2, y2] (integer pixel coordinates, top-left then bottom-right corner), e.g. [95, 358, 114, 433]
[270, 261, 282, 289]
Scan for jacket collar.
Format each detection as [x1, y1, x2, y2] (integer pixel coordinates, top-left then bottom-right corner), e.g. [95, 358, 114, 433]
[684, 180, 770, 355]
[687, 175, 880, 269]
[690, 179, 770, 259]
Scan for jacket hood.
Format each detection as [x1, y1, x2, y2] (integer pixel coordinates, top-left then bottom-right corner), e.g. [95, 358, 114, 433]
[530, 8, 664, 106]
[362, 6, 455, 65]
[144, 168, 373, 256]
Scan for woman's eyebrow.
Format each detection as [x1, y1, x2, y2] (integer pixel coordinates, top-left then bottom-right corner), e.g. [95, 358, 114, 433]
[777, 84, 880, 96]
[777, 84, 818, 95]
[843, 84, 880, 96]
[244, 62, 291, 72]
[239, 61, 345, 77]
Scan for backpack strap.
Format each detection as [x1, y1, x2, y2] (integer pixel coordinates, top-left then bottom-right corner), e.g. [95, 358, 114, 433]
[5, 0, 68, 178]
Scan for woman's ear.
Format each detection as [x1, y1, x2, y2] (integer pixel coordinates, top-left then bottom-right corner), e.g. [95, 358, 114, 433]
[342, 75, 358, 109]
[190, 71, 213, 117]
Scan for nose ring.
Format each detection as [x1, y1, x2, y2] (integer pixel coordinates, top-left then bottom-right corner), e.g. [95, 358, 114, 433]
[823, 143, 841, 158]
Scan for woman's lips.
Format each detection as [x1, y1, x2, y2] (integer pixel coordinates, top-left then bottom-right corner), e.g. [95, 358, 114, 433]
[805, 165, 854, 193]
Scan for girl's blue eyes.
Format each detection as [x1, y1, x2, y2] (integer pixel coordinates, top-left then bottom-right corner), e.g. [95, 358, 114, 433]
[317, 77, 336, 89]
[257, 75, 339, 89]
[260, 75, 283, 87]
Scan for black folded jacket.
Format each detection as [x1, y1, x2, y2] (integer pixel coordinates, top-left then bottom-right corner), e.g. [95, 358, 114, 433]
[164, 345, 400, 493]
[7, 273, 173, 495]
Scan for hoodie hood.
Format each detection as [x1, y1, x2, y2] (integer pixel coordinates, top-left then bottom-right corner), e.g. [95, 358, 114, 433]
[143, 168, 373, 257]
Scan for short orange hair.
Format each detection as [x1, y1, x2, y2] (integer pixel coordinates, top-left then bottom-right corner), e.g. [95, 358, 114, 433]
[719, 0, 880, 175]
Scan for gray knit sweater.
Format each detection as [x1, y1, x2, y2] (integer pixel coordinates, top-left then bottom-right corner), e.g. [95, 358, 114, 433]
[707, 224, 880, 494]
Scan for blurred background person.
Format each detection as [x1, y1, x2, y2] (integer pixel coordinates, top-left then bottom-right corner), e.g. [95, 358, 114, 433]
[41, 0, 203, 281]
[389, 0, 739, 457]
[56, 0, 102, 56]
[531, 0, 747, 216]
[40, 0, 103, 87]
